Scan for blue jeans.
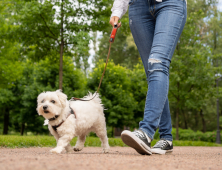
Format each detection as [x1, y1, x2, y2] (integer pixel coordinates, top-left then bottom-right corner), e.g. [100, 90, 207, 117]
[129, 0, 187, 141]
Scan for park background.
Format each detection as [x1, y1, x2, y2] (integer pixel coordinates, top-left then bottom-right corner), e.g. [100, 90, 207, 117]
[0, 0, 222, 144]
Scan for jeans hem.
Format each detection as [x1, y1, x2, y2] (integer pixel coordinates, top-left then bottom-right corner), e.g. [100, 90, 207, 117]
[160, 138, 173, 142]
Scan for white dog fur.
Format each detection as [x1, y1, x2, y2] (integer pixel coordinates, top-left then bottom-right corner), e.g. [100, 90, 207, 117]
[36, 90, 110, 154]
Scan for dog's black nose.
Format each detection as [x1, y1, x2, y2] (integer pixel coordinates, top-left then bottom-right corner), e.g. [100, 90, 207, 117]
[43, 105, 48, 110]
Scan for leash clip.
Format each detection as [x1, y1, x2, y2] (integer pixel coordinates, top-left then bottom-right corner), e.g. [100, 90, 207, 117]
[109, 24, 118, 43]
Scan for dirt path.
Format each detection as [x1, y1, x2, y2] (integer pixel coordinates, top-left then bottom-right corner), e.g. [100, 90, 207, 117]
[0, 147, 221, 170]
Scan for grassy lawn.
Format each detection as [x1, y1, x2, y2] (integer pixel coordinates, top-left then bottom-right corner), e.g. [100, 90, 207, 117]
[0, 135, 222, 148]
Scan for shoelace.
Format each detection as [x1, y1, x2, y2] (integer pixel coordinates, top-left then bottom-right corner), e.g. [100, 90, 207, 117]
[154, 140, 168, 148]
[133, 131, 145, 138]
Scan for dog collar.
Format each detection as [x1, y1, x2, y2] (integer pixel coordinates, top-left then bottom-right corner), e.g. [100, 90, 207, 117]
[48, 115, 59, 121]
[51, 107, 76, 132]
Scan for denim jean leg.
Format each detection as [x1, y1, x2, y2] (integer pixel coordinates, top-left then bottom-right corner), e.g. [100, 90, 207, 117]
[139, 0, 187, 140]
[129, 0, 155, 81]
[159, 98, 173, 141]
[139, 60, 170, 139]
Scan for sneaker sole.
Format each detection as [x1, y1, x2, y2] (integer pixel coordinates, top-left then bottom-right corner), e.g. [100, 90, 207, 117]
[151, 148, 173, 155]
[121, 130, 152, 155]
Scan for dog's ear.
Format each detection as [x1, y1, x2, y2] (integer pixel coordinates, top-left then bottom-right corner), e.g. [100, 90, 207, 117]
[56, 89, 67, 108]
[36, 107, 41, 115]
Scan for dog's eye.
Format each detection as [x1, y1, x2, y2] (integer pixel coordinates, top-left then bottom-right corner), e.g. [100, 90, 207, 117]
[41, 100, 44, 103]
[51, 100, 55, 103]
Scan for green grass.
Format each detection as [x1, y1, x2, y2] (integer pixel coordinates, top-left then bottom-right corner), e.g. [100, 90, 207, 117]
[0, 135, 222, 148]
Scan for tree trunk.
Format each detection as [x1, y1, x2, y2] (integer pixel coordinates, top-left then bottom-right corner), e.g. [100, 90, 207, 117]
[200, 109, 206, 133]
[195, 111, 199, 131]
[20, 123, 25, 136]
[213, 28, 217, 51]
[59, 0, 64, 90]
[59, 45, 64, 90]
[3, 108, 9, 135]
[181, 109, 188, 129]
[176, 108, 179, 140]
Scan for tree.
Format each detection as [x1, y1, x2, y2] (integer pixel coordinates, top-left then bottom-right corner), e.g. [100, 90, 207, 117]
[0, 1, 23, 89]
[14, 56, 87, 135]
[13, 0, 114, 90]
[93, 9, 139, 70]
[88, 60, 137, 133]
[0, 1, 23, 134]
[129, 63, 147, 124]
[94, 32, 140, 69]
[169, 0, 217, 139]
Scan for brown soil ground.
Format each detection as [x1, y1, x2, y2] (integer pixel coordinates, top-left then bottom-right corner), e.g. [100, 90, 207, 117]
[0, 147, 221, 170]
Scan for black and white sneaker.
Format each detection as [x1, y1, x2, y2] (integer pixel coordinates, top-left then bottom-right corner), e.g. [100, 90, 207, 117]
[121, 130, 152, 155]
[151, 139, 173, 154]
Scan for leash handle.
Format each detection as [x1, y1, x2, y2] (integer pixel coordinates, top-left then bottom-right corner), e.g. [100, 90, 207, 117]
[109, 24, 118, 43]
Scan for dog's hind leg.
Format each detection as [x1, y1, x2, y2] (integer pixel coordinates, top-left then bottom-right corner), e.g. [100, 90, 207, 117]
[95, 120, 110, 153]
[74, 135, 86, 151]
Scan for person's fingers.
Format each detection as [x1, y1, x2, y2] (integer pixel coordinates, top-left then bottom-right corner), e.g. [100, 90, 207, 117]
[109, 16, 120, 27]
[109, 16, 115, 27]
[117, 22, 121, 28]
[113, 16, 119, 26]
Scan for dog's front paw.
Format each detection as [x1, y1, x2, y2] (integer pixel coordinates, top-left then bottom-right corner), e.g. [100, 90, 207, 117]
[50, 147, 64, 154]
[73, 146, 84, 152]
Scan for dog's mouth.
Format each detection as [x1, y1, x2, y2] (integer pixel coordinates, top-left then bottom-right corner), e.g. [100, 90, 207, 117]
[44, 110, 49, 114]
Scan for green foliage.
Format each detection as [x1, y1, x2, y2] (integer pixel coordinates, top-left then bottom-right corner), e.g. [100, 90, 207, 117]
[0, 89, 16, 107]
[0, 0, 222, 137]
[88, 60, 137, 128]
[154, 128, 222, 143]
[175, 131, 221, 143]
[94, 32, 140, 69]
[220, 116, 222, 126]
[168, 0, 220, 133]
[0, 56, 87, 135]
[0, 2, 23, 89]
[13, 0, 114, 65]
[1, 135, 221, 148]
[129, 63, 147, 123]
[16, 56, 87, 133]
[0, 135, 57, 148]
[172, 140, 222, 146]
[0, 135, 127, 148]
[0, 40, 23, 89]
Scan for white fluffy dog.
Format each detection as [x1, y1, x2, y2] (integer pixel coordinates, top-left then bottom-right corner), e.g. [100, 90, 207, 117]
[36, 90, 110, 154]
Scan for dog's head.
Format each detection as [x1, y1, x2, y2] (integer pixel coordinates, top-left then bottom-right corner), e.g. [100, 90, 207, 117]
[36, 89, 67, 119]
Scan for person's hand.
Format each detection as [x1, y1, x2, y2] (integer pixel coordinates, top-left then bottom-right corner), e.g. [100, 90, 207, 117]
[109, 16, 121, 28]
